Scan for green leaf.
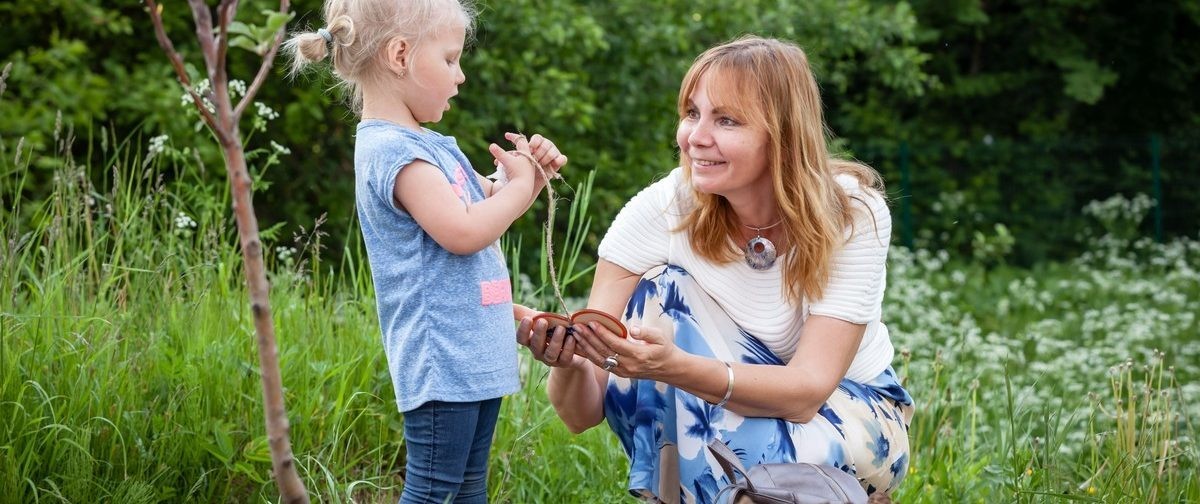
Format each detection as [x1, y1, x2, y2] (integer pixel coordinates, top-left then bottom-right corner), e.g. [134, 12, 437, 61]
[228, 35, 259, 54]
[226, 21, 254, 38]
[263, 10, 295, 35]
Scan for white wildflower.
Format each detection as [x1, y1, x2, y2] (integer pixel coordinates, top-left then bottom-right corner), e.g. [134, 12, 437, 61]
[229, 79, 247, 98]
[255, 102, 279, 120]
[148, 134, 170, 157]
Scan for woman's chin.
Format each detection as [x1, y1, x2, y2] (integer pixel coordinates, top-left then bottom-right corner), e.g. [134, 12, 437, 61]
[689, 178, 723, 195]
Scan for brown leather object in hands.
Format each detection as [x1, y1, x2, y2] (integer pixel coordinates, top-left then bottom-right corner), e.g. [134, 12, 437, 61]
[532, 308, 627, 338]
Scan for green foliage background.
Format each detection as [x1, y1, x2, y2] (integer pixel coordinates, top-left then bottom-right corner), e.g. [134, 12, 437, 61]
[2, 0, 1198, 267]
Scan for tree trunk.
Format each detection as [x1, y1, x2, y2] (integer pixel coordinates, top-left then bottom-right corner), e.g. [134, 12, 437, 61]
[221, 135, 310, 503]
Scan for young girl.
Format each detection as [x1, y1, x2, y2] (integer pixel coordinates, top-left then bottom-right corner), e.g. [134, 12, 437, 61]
[286, 1, 567, 502]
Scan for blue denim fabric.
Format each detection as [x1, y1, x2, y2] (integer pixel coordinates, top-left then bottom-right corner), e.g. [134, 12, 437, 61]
[400, 398, 502, 504]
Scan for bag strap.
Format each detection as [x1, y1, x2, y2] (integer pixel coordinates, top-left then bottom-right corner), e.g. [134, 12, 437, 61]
[706, 439, 758, 494]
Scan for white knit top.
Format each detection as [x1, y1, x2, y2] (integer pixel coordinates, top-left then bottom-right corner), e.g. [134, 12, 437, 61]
[597, 168, 894, 382]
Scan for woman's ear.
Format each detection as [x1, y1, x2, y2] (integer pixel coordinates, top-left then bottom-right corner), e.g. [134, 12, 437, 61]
[383, 37, 411, 77]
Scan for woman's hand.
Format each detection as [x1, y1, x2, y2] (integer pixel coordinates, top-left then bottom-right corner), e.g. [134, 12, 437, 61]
[571, 321, 679, 380]
[514, 305, 587, 369]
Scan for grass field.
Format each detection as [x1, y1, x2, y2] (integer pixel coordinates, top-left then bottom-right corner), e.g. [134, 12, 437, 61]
[2, 133, 1197, 503]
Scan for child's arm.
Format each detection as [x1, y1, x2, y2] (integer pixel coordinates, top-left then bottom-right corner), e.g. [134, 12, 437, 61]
[393, 138, 539, 255]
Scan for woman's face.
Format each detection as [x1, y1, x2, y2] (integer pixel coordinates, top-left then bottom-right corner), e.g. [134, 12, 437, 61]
[676, 73, 771, 201]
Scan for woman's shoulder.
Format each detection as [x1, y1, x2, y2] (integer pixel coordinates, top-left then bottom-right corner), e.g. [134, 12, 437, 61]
[626, 167, 687, 205]
[834, 173, 886, 209]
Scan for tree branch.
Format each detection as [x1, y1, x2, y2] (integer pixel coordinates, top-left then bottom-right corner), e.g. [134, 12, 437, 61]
[144, 0, 220, 134]
[236, 0, 291, 121]
[215, 0, 236, 105]
[188, 0, 217, 73]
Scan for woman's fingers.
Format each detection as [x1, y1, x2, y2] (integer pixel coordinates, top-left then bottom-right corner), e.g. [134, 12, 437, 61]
[542, 325, 568, 362]
[571, 324, 607, 367]
[588, 321, 637, 354]
[552, 333, 577, 367]
[516, 317, 533, 347]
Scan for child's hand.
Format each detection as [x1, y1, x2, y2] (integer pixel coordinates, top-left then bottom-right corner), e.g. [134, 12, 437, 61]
[524, 132, 568, 194]
[524, 133, 568, 175]
[488, 132, 567, 196]
[487, 134, 537, 187]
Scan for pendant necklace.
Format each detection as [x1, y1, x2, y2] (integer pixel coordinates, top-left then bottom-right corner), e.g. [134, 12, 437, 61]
[743, 219, 782, 270]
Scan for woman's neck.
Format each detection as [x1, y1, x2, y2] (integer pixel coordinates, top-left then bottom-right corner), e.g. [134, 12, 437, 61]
[726, 196, 779, 231]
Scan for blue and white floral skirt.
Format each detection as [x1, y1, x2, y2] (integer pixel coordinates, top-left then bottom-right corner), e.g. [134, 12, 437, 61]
[603, 265, 914, 503]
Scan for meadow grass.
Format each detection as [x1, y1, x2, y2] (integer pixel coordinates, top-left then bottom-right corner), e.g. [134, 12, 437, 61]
[1, 128, 1197, 503]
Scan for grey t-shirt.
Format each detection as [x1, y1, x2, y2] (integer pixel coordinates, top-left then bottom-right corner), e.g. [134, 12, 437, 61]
[354, 120, 519, 412]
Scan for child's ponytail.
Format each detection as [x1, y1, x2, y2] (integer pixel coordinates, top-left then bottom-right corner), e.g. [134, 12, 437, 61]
[283, 15, 355, 77]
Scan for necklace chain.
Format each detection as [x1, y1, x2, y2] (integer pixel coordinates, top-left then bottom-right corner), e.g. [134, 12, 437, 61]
[743, 220, 783, 233]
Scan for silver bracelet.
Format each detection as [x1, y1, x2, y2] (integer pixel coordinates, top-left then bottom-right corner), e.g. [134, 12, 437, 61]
[713, 361, 734, 408]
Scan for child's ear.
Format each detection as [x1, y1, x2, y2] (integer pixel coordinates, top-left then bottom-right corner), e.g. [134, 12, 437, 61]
[384, 37, 411, 76]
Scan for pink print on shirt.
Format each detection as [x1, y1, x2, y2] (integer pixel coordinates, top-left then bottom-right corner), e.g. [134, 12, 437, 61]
[450, 164, 469, 202]
[480, 278, 512, 306]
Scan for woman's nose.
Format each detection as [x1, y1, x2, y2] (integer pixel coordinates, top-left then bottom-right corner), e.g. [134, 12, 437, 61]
[688, 122, 713, 146]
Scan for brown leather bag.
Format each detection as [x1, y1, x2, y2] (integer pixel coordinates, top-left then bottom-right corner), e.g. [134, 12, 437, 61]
[707, 439, 868, 504]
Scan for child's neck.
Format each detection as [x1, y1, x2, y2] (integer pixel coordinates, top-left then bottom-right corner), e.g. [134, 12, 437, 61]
[361, 94, 421, 130]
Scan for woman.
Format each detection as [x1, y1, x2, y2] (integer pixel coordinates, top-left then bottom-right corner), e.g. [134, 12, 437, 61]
[517, 36, 913, 503]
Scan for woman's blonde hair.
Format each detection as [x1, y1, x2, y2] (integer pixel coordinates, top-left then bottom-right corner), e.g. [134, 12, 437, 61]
[282, 0, 476, 113]
[677, 35, 885, 304]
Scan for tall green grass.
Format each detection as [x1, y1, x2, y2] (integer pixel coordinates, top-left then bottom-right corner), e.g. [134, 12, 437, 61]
[2, 119, 1197, 503]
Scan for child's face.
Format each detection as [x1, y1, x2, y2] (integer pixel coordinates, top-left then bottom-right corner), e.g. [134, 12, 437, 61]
[405, 18, 467, 124]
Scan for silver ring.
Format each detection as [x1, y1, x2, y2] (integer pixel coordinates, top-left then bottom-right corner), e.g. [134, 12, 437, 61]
[601, 354, 619, 371]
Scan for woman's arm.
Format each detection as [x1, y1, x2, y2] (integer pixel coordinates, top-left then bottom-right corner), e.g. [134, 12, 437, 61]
[543, 259, 641, 433]
[693, 316, 863, 423]
[576, 313, 862, 424]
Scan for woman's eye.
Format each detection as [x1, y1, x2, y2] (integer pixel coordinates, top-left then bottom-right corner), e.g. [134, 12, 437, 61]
[718, 117, 741, 127]
[684, 108, 700, 120]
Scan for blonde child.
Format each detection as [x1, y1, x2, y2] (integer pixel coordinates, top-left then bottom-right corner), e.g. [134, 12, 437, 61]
[286, 1, 566, 502]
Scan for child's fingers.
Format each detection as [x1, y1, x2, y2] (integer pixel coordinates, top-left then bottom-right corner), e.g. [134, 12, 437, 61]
[488, 143, 507, 160]
[504, 132, 532, 153]
[536, 145, 560, 168]
[527, 134, 557, 167]
[529, 134, 545, 153]
[551, 154, 568, 170]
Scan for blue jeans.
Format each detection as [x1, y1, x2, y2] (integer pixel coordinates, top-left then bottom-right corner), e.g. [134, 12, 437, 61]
[400, 398, 502, 504]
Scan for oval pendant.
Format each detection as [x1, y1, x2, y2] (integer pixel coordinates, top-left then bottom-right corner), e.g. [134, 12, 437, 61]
[744, 236, 777, 270]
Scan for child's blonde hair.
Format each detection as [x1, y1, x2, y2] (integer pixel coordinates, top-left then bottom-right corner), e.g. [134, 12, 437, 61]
[284, 0, 476, 112]
[677, 36, 885, 304]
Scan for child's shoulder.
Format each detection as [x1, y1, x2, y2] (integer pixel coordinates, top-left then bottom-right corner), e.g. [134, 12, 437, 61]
[356, 121, 432, 157]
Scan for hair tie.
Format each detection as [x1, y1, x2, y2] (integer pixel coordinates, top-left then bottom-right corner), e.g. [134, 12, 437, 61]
[317, 28, 333, 43]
